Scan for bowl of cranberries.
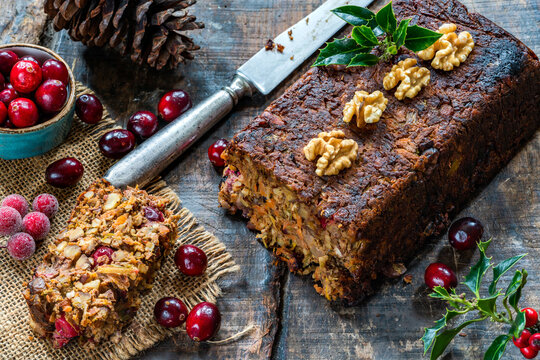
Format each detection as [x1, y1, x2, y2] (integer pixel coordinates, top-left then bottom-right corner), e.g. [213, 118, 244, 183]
[0, 43, 76, 160]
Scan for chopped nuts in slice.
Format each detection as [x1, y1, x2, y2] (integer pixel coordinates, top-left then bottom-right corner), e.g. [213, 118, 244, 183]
[417, 23, 475, 71]
[63, 245, 82, 260]
[103, 193, 122, 211]
[343, 90, 388, 128]
[304, 130, 358, 176]
[383, 58, 430, 100]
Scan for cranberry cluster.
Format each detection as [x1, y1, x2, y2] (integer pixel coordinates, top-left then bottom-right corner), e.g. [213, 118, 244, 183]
[0, 50, 70, 129]
[513, 308, 540, 359]
[0, 193, 58, 260]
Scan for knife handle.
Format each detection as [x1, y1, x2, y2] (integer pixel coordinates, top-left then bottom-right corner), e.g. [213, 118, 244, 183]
[104, 75, 255, 188]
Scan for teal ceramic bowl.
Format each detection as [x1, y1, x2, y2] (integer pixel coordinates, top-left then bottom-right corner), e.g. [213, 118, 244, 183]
[0, 43, 76, 160]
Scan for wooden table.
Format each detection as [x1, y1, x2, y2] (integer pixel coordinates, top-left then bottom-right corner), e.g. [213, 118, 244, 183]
[2, 0, 538, 359]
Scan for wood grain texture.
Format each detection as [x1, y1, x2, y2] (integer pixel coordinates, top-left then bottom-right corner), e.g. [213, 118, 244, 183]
[1, 0, 538, 359]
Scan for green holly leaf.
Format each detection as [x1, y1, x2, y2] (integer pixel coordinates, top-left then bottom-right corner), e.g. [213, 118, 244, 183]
[422, 309, 462, 354]
[508, 270, 527, 311]
[508, 310, 526, 339]
[352, 25, 380, 47]
[375, 2, 397, 35]
[477, 294, 500, 318]
[463, 239, 492, 297]
[331, 6, 375, 26]
[429, 286, 451, 300]
[348, 53, 380, 66]
[404, 25, 443, 52]
[484, 335, 511, 360]
[489, 254, 526, 295]
[394, 19, 410, 48]
[313, 38, 371, 66]
[429, 317, 487, 360]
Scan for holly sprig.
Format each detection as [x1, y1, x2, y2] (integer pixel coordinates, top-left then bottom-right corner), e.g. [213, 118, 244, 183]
[422, 239, 530, 360]
[313, 2, 442, 67]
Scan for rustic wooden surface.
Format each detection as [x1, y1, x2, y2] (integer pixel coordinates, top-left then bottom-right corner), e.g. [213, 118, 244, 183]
[1, 0, 538, 359]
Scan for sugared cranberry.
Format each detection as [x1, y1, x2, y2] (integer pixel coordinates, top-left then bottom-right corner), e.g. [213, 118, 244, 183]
[22, 212, 50, 241]
[35, 79, 67, 113]
[8, 98, 39, 128]
[0, 101, 6, 126]
[42, 59, 69, 85]
[32, 194, 59, 218]
[10, 60, 42, 93]
[0, 206, 22, 236]
[76, 94, 103, 124]
[99, 129, 136, 159]
[6, 232, 35, 260]
[45, 157, 84, 188]
[154, 297, 189, 328]
[21, 55, 40, 65]
[208, 139, 228, 167]
[53, 316, 79, 348]
[448, 217, 484, 250]
[144, 206, 164, 222]
[424, 262, 458, 290]
[0, 51, 18, 76]
[514, 329, 532, 349]
[521, 346, 539, 359]
[523, 308, 539, 328]
[175, 244, 208, 276]
[0, 86, 19, 106]
[1, 194, 29, 216]
[92, 246, 114, 267]
[158, 89, 192, 122]
[127, 111, 158, 141]
[186, 302, 221, 341]
[530, 333, 540, 351]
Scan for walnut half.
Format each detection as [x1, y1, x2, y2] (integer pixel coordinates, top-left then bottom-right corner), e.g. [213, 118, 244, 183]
[303, 130, 358, 177]
[342, 90, 388, 128]
[383, 58, 430, 100]
[417, 23, 475, 71]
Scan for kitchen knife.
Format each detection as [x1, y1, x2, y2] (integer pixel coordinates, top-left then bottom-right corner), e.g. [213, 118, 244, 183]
[104, 0, 374, 188]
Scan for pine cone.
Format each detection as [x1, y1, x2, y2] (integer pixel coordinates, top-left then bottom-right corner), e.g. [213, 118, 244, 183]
[44, 0, 204, 70]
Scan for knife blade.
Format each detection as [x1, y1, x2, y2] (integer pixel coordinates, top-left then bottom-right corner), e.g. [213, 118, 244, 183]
[104, 0, 375, 188]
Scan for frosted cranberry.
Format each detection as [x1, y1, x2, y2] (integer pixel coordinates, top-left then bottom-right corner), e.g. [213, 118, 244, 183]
[521, 346, 539, 359]
[424, 263, 457, 290]
[144, 206, 164, 222]
[515, 329, 532, 349]
[42, 59, 69, 85]
[92, 246, 114, 267]
[448, 217, 484, 250]
[45, 157, 84, 188]
[186, 302, 221, 341]
[154, 297, 188, 328]
[99, 129, 136, 159]
[8, 98, 39, 128]
[1, 194, 29, 216]
[0, 101, 7, 126]
[158, 89, 192, 122]
[6, 232, 35, 260]
[22, 212, 50, 241]
[10, 60, 42, 93]
[32, 194, 59, 218]
[76, 94, 103, 124]
[175, 244, 208, 276]
[523, 308, 539, 328]
[35, 79, 67, 113]
[0, 86, 19, 106]
[529, 333, 540, 351]
[0, 206, 22, 236]
[0, 51, 18, 76]
[208, 139, 228, 167]
[127, 111, 158, 141]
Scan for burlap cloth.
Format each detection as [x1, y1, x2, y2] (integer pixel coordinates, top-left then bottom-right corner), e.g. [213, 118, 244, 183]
[0, 83, 239, 359]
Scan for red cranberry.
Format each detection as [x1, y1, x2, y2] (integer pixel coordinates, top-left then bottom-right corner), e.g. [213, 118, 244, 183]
[0, 101, 7, 126]
[514, 329, 532, 349]
[530, 333, 540, 351]
[158, 89, 192, 122]
[0, 51, 18, 76]
[424, 262, 458, 290]
[10, 60, 42, 93]
[1, 194, 29, 216]
[92, 246, 114, 267]
[521, 346, 539, 359]
[6, 232, 36, 260]
[99, 129, 136, 159]
[22, 212, 50, 241]
[186, 302, 221, 341]
[45, 157, 84, 188]
[53, 316, 79, 348]
[35, 79, 67, 113]
[32, 193, 59, 218]
[144, 206, 164, 222]
[76, 94, 103, 124]
[21, 55, 40, 65]
[207, 139, 228, 167]
[523, 308, 539, 328]
[41, 59, 69, 85]
[0, 86, 19, 106]
[175, 244, 208, 276]
[448, 217, 484, 250]
[127, 111, 158, 141]
[154, 297, 188, 328]
[8, 98, 38, 128]
[0, 73, 5, 90]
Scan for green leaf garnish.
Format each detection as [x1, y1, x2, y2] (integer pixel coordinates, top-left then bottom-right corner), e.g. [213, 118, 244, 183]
[422, 309, 462, 354]
[313, 38, 371, 66]
[394, 19, 410, 49]
[331, 6, 375, 26]
[484, 335, 511, 360]
[375, 2, 397, 35]
[429, 317, 487, 360]
[508, 270, 527, 311]
[463, 239, 492, 296]
[489, 254, 526, 295]
[348, 53, 379, 66]
[352, 26, 379, 47]
[508, 310, 526, 339]
[404, 25, 443, 52]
